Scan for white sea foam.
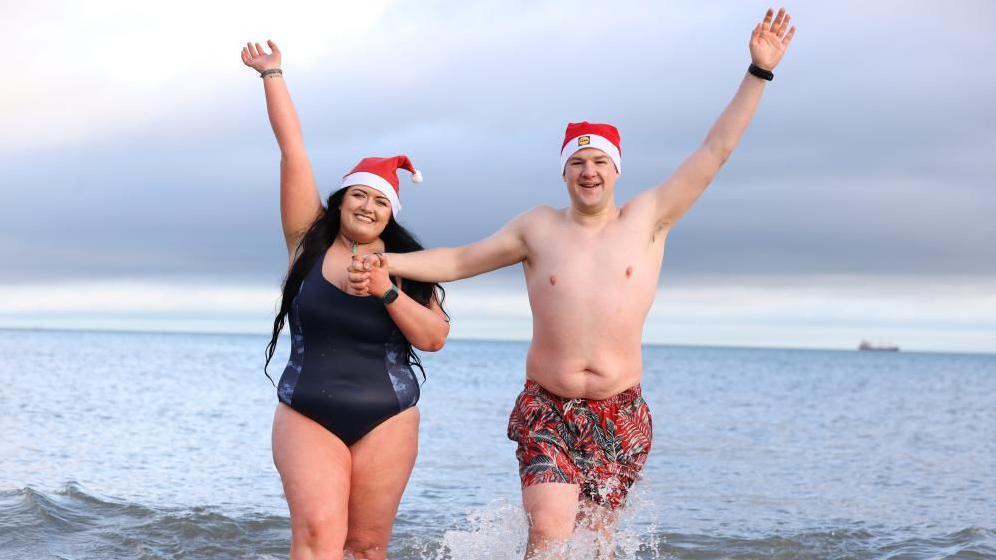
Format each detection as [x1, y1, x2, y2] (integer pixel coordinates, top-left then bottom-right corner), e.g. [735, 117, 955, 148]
[428, 483, 665, 559]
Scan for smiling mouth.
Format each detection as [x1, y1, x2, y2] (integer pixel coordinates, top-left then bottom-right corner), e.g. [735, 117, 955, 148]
[579, 183, 602, 189]
[354, 214, 375, 224]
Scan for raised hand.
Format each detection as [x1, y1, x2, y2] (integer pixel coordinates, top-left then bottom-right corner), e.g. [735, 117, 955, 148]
[241, 39, 281, 73]
[750, 8, 796, 71]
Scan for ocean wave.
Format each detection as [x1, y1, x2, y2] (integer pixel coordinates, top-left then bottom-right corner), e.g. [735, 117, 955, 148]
[409, 499, 996, 560]
[1, 485, 993, 559]
[0, 483, 287, 560]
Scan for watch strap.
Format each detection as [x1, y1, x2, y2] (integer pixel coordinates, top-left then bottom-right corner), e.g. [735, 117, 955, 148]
[748, 63, 774, 81]
[381, 285, 399, 304]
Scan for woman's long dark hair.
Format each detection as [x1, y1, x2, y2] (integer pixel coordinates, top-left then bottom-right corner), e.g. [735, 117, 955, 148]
[264, 187, 447, 385]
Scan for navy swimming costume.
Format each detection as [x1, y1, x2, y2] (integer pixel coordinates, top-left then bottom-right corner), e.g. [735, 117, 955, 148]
[277, 252, 420, 445]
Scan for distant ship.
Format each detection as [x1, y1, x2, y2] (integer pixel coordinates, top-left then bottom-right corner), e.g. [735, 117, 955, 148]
[858, 340, 900, 352]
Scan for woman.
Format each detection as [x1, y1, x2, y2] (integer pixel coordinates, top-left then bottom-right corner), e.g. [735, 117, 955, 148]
[242, 40, 450, 560]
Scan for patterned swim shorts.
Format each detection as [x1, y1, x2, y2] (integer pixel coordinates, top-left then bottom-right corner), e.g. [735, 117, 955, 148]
[506, 379, 653, 509]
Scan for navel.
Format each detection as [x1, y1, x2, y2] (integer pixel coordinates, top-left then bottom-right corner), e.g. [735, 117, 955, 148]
[549, 275, 557, 286]
[625, 266, 633, 278]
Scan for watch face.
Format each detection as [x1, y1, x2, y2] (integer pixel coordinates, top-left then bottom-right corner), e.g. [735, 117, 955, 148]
[383, 286, 399, 303]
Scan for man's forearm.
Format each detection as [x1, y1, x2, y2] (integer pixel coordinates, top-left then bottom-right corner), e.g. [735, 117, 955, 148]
[703, 72, 767, 159]
[387, 247, 465, 283]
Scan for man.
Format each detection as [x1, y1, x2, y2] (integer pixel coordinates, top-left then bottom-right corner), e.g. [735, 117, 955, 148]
[350, 8, 796, 557]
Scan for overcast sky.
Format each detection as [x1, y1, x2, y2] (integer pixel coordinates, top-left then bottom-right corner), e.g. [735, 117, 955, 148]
[2, 1, 994, 351]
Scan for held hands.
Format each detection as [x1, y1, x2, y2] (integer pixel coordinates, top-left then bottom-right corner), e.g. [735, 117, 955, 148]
[347, 254, 392, 297]
[241, 40, 281, 73]
[750, 8, 796, 71]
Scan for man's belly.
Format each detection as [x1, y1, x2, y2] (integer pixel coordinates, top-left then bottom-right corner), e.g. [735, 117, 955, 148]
[524, 319, 645, 400]
[521, 251, 660, 399]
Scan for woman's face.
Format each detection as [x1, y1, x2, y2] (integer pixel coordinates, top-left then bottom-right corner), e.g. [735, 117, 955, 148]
[339, 185, 393, 242]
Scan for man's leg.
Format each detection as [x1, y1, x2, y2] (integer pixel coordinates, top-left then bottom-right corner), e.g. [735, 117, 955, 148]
[522, 482, 579, 559]
[576, 497, 620, 559]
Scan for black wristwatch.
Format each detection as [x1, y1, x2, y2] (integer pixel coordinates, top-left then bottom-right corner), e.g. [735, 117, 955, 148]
[748, 63, 774, 81]
[381, 285, 399, 304]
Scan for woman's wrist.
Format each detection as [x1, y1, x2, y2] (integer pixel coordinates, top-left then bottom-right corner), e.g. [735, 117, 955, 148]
[370, 280, 394, 299]
[260, 68, 283, 79]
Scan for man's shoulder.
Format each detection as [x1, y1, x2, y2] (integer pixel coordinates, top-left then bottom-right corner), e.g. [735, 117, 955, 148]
[515, 205, 563, 230]
[521, 205, 563, 221]
[621, 189, 657, 212]
[619, 190, 663, 224]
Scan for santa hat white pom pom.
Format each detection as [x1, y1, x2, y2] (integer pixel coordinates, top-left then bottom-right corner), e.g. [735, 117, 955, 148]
[411, 169, 423, 183]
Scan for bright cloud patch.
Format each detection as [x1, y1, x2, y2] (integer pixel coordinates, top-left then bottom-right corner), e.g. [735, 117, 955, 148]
[1, 0, 391, 152]
[2, 275, 993, 354]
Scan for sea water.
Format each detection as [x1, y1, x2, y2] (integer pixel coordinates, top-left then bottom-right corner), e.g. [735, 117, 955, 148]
[1, 329, 994, 558]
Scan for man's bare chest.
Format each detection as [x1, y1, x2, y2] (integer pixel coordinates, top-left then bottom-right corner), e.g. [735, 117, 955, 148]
[525, 224, 666, 289]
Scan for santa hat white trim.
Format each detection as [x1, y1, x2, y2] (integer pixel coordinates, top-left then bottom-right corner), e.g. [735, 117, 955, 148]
[340, 171, 403, 217]
[560, 134, 622, 174]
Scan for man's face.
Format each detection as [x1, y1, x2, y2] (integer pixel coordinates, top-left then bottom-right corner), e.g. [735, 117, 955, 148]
[562, 148, 619, 211]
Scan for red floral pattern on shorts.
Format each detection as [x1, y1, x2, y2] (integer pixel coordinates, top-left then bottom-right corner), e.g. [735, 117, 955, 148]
[506, 379, 653, 509]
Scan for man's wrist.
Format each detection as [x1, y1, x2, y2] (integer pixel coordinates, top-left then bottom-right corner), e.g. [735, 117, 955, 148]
[378, 252, 396, 275]
[747, 63, 773, 81]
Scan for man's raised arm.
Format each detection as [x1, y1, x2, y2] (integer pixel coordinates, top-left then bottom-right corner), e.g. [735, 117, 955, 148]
[349, 210, 534, 289]
[640, 8, 796, 228]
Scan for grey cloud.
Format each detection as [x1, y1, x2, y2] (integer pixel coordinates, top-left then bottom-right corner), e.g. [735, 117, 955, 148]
[2, 0, 994, 282]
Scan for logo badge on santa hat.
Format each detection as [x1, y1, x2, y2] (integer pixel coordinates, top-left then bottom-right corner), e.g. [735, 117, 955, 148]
[561, 122, 621, 174]
[340, 155, 423, 217]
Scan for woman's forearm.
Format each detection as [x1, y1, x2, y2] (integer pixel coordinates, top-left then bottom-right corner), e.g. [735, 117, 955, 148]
[384, 290, 449, 352]
[262, 75, 307, 157]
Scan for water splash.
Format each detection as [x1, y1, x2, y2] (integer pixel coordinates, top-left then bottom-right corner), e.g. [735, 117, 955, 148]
[437, 499, 529, 559]
[422, 482, 667, 559]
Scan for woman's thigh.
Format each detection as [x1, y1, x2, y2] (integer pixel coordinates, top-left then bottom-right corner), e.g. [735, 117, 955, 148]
[272, 403, 352, 547]
[345, 407, 420, 551]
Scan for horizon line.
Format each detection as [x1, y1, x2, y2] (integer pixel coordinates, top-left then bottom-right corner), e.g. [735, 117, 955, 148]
[2, 325, 992, 358]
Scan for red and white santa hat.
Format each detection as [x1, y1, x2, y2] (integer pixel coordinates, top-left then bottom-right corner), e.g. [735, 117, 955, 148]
[560, 121, 622, 174]
[340, 155, 422, 217]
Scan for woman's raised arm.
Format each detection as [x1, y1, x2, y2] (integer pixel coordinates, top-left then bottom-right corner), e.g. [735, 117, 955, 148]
[242, 40, 322, 257]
